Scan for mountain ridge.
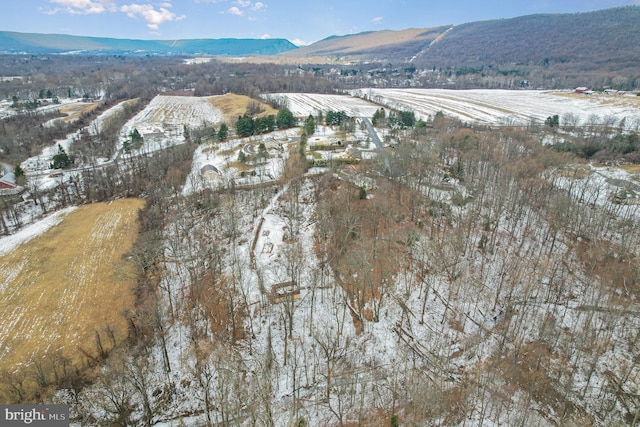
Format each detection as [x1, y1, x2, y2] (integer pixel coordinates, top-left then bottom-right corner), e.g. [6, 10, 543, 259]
[287, 6, 640, 67]
[0, 31, 298, 56]
[1, 5, 639, 79]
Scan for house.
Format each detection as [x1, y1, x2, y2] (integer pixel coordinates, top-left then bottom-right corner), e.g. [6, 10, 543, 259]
[0, 172, 25, 199]
[575, 87, 589, 93]
[0, 172, 17, 189]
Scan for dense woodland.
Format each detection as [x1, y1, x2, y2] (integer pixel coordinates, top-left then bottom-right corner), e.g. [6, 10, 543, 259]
[0, 53, 640, 427]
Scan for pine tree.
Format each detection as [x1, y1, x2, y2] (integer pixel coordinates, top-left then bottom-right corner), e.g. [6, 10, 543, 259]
[50, 145, 72, 169]
[218, 123, 229, 141]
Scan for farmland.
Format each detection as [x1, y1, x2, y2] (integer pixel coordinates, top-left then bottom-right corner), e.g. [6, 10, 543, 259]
[0, 198, 144, 402]
[264, 93, 381, 118]
[261, 89, 640, 130]
[120, 95, 224, 145]
[352, 88, 640, 128]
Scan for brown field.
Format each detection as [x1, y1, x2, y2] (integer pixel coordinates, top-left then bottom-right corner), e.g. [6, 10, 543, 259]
[208, 93, 278, 121]
[550, 91, 640, 108]
[619, 164, 640, 173]
[58, 101, 100, 122]
[0, 198, 144, 401]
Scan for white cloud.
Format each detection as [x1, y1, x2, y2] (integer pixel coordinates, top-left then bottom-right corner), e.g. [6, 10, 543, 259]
[236, 0, 251, 7]
[291, 38, 311, 47]
[120, 3, 186, 30]
[251, 1, 265, 11]
[259, 33, 270, 39]
[48, 0, 116, 15]
[228, 6, 244, 15]
[371, 16, 383, 24]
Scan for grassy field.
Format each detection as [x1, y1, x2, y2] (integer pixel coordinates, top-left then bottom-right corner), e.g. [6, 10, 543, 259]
[58, 101, 100, 122]
[208, 93, 278, 121]
[0, 198, 144, 401]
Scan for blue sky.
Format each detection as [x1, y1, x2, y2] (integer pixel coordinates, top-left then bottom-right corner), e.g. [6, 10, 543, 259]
[1, 0, 638, 46]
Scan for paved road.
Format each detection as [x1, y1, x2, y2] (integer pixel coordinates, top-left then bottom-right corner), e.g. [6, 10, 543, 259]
[362, 118, 382, 149]
[361, 117, 390, 171]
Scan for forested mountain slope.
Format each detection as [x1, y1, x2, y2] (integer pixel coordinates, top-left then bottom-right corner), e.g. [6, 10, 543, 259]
[0, 31, 297, 56]
[288, 6, 640, 86]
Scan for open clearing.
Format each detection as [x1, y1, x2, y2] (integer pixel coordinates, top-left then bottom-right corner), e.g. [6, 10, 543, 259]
[121, 95, 224, 141]
[264, 92, 381, 118]
[0, 198, 144, 397]
[58, 101, 100, 122]
[349, 88, 640, 128]
[208, 93, 278, 120]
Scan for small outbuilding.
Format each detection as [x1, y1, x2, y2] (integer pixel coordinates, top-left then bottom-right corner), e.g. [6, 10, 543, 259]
[200, 164, 220, 180]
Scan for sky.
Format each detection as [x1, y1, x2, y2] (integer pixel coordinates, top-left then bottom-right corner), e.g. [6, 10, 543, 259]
[0, 0, 638, 46]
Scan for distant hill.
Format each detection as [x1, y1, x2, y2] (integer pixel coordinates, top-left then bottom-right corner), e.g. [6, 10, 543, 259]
[2, 6, 639, 84]
[286, 6, 640, 74]
[285, 27, 452, 62]
[412, 6, 640, 70]
[0, 31, 298, 56]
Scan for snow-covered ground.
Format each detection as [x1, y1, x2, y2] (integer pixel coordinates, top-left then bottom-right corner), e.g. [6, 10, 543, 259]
[124, 95, 224, 135]
[21, 99, 133, 173]
[3, 89, 638, 425]
[351, 88, 640, 128]
[263, 93, 382, 118]
[184, 128, 299, 195]
[0, 96, 86, 120]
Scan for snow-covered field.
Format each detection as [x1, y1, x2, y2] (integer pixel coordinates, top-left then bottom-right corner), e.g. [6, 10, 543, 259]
[121, 95, 223, 139]
[118, 95, 224, 157]
[351, 88, 640, 128]
[264, 93, 381, 118]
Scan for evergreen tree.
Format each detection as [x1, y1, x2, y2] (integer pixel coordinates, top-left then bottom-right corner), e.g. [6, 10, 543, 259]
[235, 115, 255, 137]
[276, 108, 296, 129]
[325, 110, 335, 126]
[50, 144, 72, 169]
[326, 110, 349, 126]
[13, 165, 25, 179]
[359, 186, 367, 200]
[304, 115, 316, 135]
[255, 115, 275, 134]
[13, 165, 26, 186]
[218, 123, 229, 141]
[129, 128, 144, 149]
[545, 114, 560, 127]
[372, 108, 386, 126]
[299, 132, 308, 158]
